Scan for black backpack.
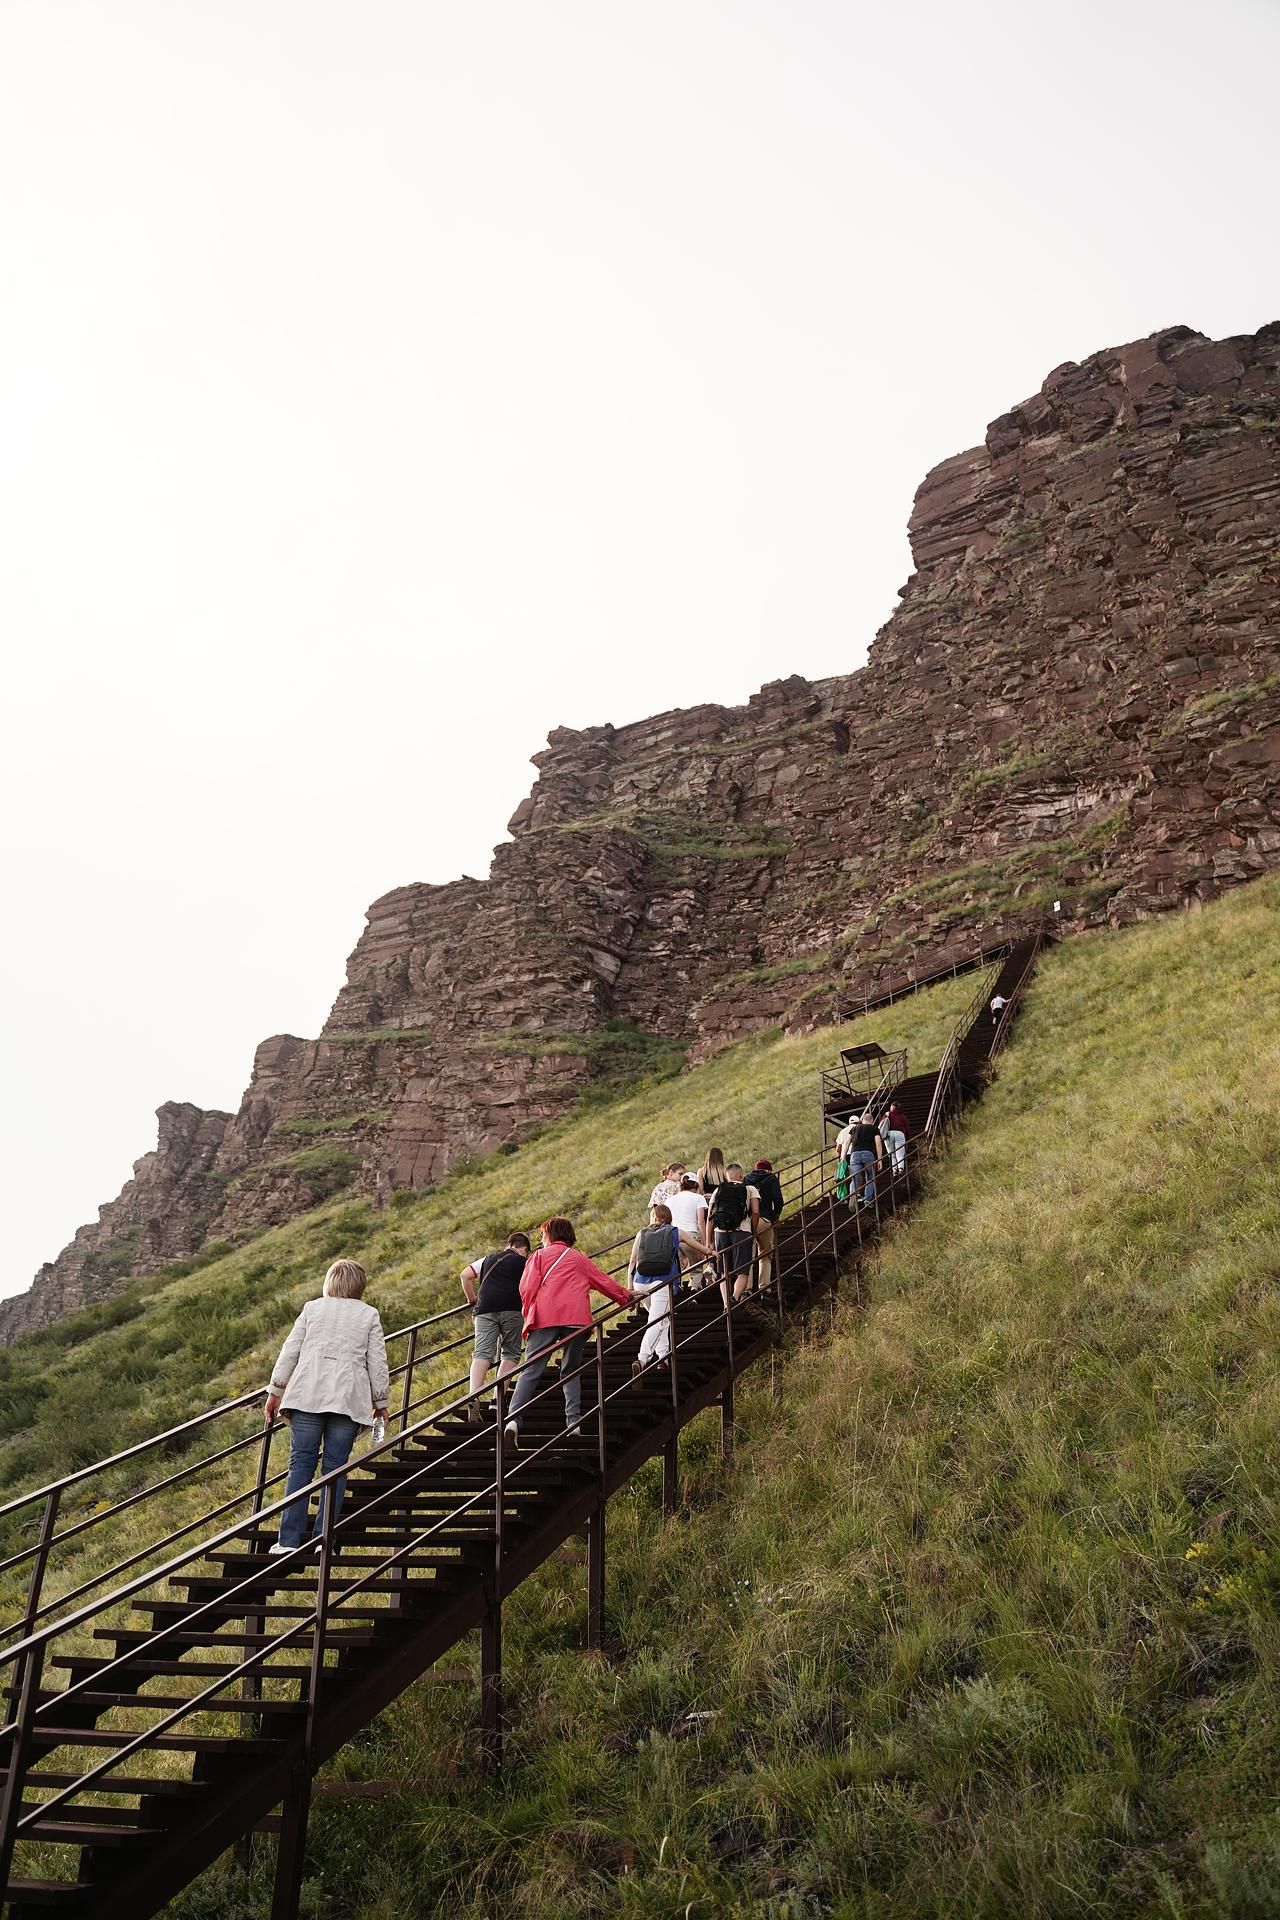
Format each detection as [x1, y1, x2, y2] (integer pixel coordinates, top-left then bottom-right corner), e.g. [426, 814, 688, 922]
[753, 1171, 784, 1222]
[636, 1224, 677, 1277]
[710, 1183, 750, 1233]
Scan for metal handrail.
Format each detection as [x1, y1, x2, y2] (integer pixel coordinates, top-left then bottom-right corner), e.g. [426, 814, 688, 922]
[0, 1134, 897, 1878]
[0, 956, 1063, 1905]
[832, 932, 1018, 1023]
[922, 958, 1005, 1145]
[0, 1138, 845, 1683]
[0, 1140, 840, 1649]
[923, 929, 1045, 1149]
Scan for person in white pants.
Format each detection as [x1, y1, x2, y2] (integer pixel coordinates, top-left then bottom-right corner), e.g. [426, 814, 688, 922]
[628, 1203, 681, 1372]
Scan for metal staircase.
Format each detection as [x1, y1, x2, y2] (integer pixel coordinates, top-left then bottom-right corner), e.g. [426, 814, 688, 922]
[0, 931, 1046, 1918]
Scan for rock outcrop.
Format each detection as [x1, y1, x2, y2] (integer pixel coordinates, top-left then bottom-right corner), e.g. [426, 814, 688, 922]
[6, 320, 1278, 1341]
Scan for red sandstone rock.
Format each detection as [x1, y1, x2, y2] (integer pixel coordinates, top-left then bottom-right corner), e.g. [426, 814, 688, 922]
[5, 320, 1278, 1342]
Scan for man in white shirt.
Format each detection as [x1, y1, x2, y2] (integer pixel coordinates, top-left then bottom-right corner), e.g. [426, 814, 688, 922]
[667, 1176, 711, 1285]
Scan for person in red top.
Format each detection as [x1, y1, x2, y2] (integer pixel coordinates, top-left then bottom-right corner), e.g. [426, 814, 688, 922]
[504, 1216, 633, 1450]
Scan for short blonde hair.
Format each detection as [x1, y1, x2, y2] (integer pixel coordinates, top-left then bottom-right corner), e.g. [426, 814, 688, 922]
[323, 1259, 368, 1299]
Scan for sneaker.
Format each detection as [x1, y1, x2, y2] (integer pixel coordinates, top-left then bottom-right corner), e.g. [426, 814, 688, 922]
[503, 1418, 521, 1452]
[466, 1400, 482, 1426]
[267, 1542, 293, 1557]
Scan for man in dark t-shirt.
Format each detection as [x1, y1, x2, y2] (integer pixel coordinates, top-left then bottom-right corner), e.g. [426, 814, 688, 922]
[849, 1113, 884, 1211]
[459, 1232, 531, 1422]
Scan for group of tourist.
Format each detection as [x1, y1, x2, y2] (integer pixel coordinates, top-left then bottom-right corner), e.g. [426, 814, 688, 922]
[834, 1101, 910, 1209]
[261, 1143, 786, 1546]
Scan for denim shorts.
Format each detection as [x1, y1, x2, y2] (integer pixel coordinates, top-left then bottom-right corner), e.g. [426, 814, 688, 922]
[474, 1309, 523, 1366]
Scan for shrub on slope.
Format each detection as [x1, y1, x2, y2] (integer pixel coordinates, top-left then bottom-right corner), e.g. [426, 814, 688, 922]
[198, 877, 1280, 1920]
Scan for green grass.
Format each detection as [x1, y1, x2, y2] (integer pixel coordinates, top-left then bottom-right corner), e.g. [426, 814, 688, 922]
[274, 1111, 389, 1138]
[0, 972, 974, 1555]
[1161, 671, 1280, 736]
[155, 872, 1280, 1919]
[320, 1027, 436, 1047]
[15, 876, 1280, 1916]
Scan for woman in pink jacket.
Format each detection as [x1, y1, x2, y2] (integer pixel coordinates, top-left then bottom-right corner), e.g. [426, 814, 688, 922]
[504, 1216, 632, 1450]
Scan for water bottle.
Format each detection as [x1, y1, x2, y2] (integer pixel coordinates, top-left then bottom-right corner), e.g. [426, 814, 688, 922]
[370, 1414, 387, 1448]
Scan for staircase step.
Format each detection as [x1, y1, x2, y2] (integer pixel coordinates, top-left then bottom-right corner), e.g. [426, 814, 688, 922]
[30, 1727, 282, 1755]
[1, 1882, 92, 1907]
[51, 1656, 311, 1681]
[20, 1801, 169, 1827]
[176, 1572, 465, 1601]
[139, 1601, 391, 1622]
[39, 1691, 304, 1716]
[16, 1819, 162, 1847]
[13, 1772, 196, 1797]
[94, 1627, 381, 1651]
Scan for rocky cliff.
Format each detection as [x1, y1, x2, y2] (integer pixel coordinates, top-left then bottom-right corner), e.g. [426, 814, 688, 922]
[6, 320, 1278, 1342]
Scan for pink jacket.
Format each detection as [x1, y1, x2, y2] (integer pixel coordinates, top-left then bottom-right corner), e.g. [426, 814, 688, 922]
[519, 1241, 631, 1332]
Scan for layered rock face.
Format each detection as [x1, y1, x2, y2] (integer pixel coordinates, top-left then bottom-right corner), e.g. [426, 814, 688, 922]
[6, 321, 1278, 1342]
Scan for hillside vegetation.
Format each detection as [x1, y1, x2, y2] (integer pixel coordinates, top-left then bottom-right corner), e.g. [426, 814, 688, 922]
[158, 877, 1280, 1920]
[0, 972, 976, 1618]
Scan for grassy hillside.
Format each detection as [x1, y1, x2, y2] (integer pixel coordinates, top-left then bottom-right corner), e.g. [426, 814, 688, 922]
[0, 972, 976, 1618]
[156, 877, 1280, 1919]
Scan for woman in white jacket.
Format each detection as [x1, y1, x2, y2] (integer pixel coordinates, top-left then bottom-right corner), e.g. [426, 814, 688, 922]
[263, 1259, 390, 1554]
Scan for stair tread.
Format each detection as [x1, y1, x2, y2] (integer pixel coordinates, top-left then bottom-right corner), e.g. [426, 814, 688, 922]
[1, 1882, 93, 1903]
[52, 1657, 311, 1679]
[40, 1692, 303, 1714]
[12, 1772, 196, 1796]
[17, 1820, 162, 1846]
[31, 1727, 282, 1753]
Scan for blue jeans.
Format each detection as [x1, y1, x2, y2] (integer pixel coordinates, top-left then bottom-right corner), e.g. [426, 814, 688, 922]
[278, 1411, 360, 1548]
[507, 1325, 589, 1431]
[851, 1150, 877, 1207]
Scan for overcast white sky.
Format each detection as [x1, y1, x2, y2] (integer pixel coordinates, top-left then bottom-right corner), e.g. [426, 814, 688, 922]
[2, 0, 1277, 1301]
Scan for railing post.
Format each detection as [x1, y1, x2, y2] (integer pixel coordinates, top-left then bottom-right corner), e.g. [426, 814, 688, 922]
[494, 1377, 507, 1582]
[271, 1474, 335, 1920]
[595, 1327, 608, 1486]
[662, 1437, 678, 1516]
[586, 1506, 605, 1652]
[3, 1488, 59, 1719]
[799, 1170, 815, 1313]
[0, 1488, 60, 1894]
[481, 1597, 503, 1770]
[243, 1420, 275, 1724]
[398, 1327, 419, 1442]
[721, 1282, 737, 1465]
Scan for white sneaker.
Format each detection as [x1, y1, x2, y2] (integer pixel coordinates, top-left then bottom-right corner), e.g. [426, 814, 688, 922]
[267, 1542, 293, 1556]
[503, 1418, 521, 1452]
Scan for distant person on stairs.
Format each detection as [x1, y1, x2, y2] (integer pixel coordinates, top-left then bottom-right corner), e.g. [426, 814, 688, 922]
[627, 1203, 681, 1372]
[751, 1159, 784, 1292]
[264, 1260, 390, 1554]
[504, 1217, 633, 1451]
[990, 992, 1008, 1025]
[849, 1112, 883, 1211]
[883, 1102, 910, 1176]
[459, 1232, 531, 1425]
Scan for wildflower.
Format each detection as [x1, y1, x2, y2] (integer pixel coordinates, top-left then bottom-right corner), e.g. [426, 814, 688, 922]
[1185, 1542, 1206, 1560]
